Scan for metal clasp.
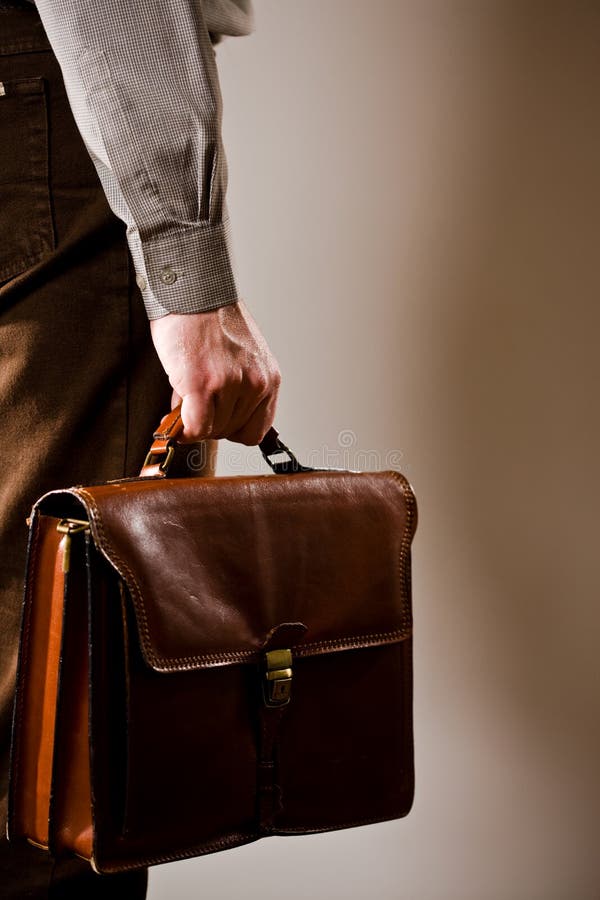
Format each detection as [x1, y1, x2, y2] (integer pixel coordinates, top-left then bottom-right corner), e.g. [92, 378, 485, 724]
[263, 648, 293, 707]
[142, 443, 175, 475]
[56, 518, 90, 573]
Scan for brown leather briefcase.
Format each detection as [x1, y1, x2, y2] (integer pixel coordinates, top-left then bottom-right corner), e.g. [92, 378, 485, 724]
[7, 407, 417, 874]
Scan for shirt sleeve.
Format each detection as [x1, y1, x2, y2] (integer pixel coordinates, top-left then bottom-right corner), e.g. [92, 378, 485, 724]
[34, 0, 254, 319]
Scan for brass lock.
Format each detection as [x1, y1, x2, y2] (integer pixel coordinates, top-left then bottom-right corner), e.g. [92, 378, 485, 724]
[263, 648, 293, 707]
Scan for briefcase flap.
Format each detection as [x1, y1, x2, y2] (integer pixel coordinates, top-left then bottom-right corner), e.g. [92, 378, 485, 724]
[41, 468, 416, 673]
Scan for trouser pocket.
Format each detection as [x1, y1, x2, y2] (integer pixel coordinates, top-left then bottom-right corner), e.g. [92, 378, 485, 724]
[0, 75, 55, 286]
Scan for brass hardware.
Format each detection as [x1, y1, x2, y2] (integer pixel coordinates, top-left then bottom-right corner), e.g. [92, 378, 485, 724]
[56, 519, 89, 532]
[142, 443, 175, 475]
[263, 648, 293, 707]
[56, 519, 90, 573]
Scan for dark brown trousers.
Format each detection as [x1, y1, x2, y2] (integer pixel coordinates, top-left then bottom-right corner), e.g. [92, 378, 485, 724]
[0, 5, 216, 896]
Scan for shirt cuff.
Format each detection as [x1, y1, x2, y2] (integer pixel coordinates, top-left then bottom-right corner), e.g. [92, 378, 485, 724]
[127, 218, 241, 319]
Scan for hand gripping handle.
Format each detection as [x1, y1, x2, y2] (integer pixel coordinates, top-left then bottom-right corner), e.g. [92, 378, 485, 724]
[140, 404, 314, 478]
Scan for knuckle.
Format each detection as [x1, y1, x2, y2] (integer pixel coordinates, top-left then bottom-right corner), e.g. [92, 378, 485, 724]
[249, 370, 269, 395]
[206, 367, 244, 395]
[204, 372, 223, 393]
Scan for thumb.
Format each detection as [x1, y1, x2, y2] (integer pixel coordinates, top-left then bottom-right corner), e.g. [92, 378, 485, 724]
[180, 391, 216, 442]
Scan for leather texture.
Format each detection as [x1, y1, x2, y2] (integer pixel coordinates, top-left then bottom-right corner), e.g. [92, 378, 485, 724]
[8, 435, 417, 874]
[8, 515, 66, 850]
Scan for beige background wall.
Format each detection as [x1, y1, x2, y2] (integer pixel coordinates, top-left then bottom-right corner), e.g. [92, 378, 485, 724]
[149, 2, 600, 898]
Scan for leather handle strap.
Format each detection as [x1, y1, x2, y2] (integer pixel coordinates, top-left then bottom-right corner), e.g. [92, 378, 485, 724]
[140, 404, 314, 478]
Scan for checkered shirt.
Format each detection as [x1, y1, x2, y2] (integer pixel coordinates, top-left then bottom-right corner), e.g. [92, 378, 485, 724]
[30, 0, 254, 318]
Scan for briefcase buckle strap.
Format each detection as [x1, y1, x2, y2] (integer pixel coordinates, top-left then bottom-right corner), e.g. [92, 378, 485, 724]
[263, 648, 293, 707]
[142, 443, 175, 476]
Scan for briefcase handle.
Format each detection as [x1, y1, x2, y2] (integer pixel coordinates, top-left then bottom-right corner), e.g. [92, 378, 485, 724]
[140, 404, 314, 478]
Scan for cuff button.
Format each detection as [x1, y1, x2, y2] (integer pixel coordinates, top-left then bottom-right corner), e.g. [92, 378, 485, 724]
[160, 266, 178, 285]
[135, 274, 147, 291]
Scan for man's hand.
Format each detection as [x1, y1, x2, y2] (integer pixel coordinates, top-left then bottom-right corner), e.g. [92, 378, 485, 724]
[149, 300, 281, 445]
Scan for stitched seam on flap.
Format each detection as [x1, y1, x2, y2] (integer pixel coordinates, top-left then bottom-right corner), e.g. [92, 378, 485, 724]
[73, 472, 417, 671]
[74, 488, 161, 668]
[389, 469, 417, 636]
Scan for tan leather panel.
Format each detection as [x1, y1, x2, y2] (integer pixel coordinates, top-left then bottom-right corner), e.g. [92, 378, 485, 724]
[51, 531, 93, 860]
[12, 514, 66, 847]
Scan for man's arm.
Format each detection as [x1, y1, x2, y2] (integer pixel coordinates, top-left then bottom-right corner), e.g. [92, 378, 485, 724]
[34, 0, 281, 443]
[34, 0, 250, 319]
